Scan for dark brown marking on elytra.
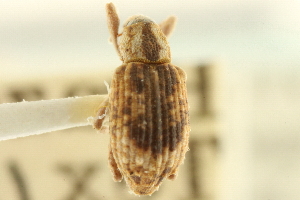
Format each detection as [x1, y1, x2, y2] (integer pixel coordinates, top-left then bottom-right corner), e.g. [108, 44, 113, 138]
[129, 80, 145, 145]
[131, 175, 141, 184]
[165, 65, 177, 151]
[155, 176, 164, 187]
[175, 121, 183, 147]
[112, 106, 118, 112]
[113, 91, 118, 99]
[144, 177, 156, 185]
[167, 115, 176, 123]
[179, 99, 184, 105]
[135, 165, 143, 173]
[168, 125, 177, 151]
[164, 64, 178, 96]
[164, 65, 172, 97]
[167, 102, 174, 109]
[127, 64, 187, 155]
[134, 114, 146, 145]
[138, 64, 148, 152]
[150, 66, 163, 156]
[127, 65, 156, 154]
[161, 167, 171, 176]
[155, 167, 171, 186]
[122, 107, 131, 115]
[157, 66, 169, 150]
[169, 65, 180, 84]
[136, 113, 144, 122]
[129, 65, 162, 155]
[142, 23, 162, 61]
[168, 64, 179, 95]
[172, 66, 186, 151]
[142, 65, 152, 151]
[124, 119, 131, 126]
[138, 190, 148, 195]
[180, 110, 188, 123]
[126, 96, 132, 106]
[128, 67, 143, 146]
[112, 114, 118, 119]
[130, 63, 144, 94]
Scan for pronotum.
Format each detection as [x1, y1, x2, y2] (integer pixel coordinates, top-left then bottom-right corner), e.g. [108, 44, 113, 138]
[93, 2, 190, 195]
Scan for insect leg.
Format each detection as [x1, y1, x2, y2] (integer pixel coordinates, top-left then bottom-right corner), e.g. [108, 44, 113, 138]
[93, 96, 109, 133]
[108, 145, 123, 182]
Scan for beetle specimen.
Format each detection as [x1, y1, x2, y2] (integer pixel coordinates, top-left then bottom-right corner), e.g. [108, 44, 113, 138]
[94, 2, 190, 195]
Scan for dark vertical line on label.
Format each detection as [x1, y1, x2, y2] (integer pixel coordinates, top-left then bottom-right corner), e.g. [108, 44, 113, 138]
[8, 161, 31, 200]
[188, 139, 201, 198]
[198, 65, 213, 117]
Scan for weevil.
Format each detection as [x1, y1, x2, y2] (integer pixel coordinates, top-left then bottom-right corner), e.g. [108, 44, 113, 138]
[94, 2, 190, 195]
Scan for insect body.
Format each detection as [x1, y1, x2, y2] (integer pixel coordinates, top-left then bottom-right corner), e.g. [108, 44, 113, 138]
[94, 3, 190, 195]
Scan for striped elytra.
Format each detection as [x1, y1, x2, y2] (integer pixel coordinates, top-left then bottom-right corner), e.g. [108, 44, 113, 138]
[93, 3, 190, 196]
[108, 62, 189, 195]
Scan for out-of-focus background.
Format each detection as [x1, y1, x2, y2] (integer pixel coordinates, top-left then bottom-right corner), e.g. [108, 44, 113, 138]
[1, 0, 300, 199]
